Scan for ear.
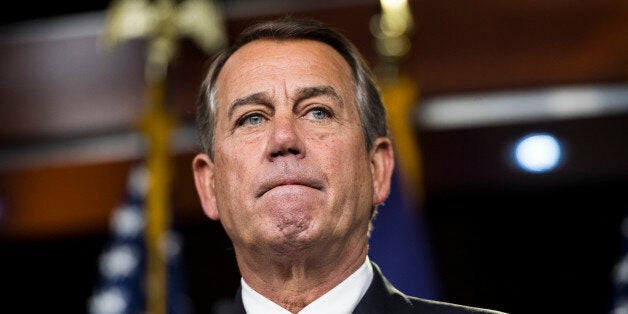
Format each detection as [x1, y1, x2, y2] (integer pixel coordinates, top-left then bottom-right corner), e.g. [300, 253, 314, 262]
[192, 153, 220, 220]
[370, 137, 395, 206]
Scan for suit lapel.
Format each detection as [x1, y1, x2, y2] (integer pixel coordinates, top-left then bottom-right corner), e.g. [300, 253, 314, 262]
[214, 287, 246, 314]
[353, 262, 395, 314]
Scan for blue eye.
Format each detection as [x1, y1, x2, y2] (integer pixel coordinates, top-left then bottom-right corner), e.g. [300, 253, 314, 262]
[310, 109, 329, 120]
[241, 114, 264, 126]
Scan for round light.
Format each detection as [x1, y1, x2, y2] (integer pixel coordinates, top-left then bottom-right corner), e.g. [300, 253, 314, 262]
[514, 133, 561, 173]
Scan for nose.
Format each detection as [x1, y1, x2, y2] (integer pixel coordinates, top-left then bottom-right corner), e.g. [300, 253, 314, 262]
[265, 114, 305, 160]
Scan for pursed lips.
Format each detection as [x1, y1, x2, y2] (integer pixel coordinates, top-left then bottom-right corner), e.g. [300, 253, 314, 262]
[256, 176, 324, 198]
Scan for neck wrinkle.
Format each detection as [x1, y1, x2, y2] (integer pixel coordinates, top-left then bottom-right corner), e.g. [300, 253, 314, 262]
[236, 240, 369, 313]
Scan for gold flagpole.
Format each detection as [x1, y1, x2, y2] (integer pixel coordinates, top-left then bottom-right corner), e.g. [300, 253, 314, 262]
[103, 1, 226, 313]
[372, 0, 424, 202]
[142, 72, 173, 314]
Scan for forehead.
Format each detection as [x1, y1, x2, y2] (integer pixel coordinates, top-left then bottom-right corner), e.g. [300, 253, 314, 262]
[214, 39, 354, 104]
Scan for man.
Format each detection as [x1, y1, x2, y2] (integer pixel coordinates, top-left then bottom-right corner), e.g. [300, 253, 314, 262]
[192, 18, 504, 314]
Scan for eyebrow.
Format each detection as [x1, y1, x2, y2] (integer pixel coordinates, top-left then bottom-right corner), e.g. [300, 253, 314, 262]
[227, 92, 273, 120]
[294, 85, 343, 107]
[226, 85, 344, 119]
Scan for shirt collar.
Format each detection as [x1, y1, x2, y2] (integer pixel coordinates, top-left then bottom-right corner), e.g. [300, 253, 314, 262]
[241, 256, 374, 314]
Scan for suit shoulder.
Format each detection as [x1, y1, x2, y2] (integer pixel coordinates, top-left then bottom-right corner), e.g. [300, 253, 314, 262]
[407, 296, 507, 314]
[362, 262, 506, 314]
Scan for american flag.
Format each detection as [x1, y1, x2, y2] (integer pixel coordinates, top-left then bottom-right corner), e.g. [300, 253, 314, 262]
[88, 163, 191, 314]
[610, 209, 628, 314]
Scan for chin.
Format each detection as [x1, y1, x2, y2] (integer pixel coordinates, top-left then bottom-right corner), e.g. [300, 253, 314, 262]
[263, 223, 321, 256]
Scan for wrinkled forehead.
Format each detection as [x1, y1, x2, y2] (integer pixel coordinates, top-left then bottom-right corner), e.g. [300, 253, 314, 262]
[213, 39, 356, 105]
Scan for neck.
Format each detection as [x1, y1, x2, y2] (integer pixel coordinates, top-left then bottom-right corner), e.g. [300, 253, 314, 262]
[236, 241, 368, 313]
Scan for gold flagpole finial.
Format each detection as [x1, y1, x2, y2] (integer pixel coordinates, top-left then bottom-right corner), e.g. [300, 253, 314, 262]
[104, 0, 227, 81]
[372, 0, 413, 72]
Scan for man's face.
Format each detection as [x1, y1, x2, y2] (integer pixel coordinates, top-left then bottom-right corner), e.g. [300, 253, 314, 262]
[193, 40, 393, 258]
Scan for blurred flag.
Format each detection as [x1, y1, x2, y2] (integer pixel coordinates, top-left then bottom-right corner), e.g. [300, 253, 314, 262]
[369, 171, 440, 299]
[368, 76, 441, 300]
[610, 210, 628, 314]
[88, 163, 191, 314]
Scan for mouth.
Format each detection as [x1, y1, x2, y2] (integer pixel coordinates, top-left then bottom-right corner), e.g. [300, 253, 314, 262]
[256, 177, 324, 198]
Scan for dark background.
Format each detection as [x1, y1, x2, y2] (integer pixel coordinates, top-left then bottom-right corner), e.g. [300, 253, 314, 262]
[1, 0, 628, 313]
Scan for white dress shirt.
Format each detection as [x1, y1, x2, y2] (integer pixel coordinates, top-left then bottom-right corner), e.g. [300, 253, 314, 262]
[241, 256, 374, 314]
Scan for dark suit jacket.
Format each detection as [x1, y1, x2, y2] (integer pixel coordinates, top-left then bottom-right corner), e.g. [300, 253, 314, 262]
[214, 262, 505, 314]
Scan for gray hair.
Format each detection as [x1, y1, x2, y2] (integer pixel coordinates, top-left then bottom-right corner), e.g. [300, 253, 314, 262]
[196, 18, 389, 159]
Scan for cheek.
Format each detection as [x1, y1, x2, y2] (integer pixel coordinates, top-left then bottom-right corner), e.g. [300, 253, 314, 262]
[212, 155, 254, 239]
[324, 137, 371, 192]
[213, 151, 250, 209]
